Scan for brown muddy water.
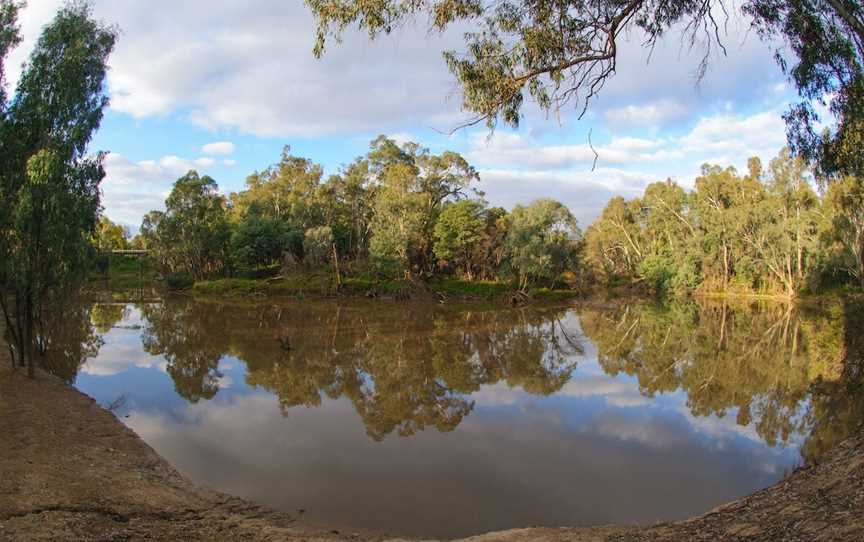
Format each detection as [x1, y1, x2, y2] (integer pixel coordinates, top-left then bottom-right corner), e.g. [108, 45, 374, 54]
[48, 296, 863, 539]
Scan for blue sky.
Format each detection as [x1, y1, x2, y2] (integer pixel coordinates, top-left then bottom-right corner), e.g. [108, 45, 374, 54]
[6, 1, 800, 232]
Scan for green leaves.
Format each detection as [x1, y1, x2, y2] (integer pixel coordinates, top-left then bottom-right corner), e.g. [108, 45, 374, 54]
[0, 3, 115, 373]
[146, 171, 231, 280]
[505, 198, 581, 288]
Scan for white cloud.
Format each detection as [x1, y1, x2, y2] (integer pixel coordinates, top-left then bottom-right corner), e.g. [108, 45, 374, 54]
[679, 110, 787, 165]
[8, 2, 791, 138]
[201, 141, 236, 155]
[604, 101, 688, 128]
[101, 152, 220, 228]
[478, 167, 656, 226]
[467, 132, 677, 171]
[92, 2, 466, 137]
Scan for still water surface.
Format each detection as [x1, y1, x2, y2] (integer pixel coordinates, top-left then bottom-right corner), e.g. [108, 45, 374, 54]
[60, 297, 863, 538]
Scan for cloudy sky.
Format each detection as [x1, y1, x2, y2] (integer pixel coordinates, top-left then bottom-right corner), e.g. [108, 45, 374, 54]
[5, 1, 797, 231]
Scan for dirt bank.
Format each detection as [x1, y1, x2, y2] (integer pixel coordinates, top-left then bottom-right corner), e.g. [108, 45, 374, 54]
[1, 362, 862, 541]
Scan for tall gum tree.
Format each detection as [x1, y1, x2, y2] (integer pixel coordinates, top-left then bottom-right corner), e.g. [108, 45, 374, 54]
[0, 1, 116, 377]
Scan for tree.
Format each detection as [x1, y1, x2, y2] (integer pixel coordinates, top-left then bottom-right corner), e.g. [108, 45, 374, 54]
[584, 196, 644, 283]
[433, 199, 487, 279]
[822, 175, 864, 287]
[230, 213, 289, 270]
[744, 149, 820, 296]
[0, 2, 116, 376]
[93, 216, 129, 251]
[366, 136, 479, 276]
[304, 225, 334, 266]
[505, 199, 581, 290]
[232, 146, 324, 230]
[143, 171, 231, 280]
[307, 1, 863, 178]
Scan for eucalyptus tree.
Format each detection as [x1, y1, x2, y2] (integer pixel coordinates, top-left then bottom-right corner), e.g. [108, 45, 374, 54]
[822, 175, 864, 287]
[366, 136, 480, 275]
[584, 196, 644, 283]
[754, 149, 820, 296]
[232, 147, 324, 231]
[504, 199, 581, 290]
[0, 2, 116, 376]
[143, 171, 231, 280]
[307, 0, 864, 179]
[433, 199, 488, 279]
[93, 216, 129, 251]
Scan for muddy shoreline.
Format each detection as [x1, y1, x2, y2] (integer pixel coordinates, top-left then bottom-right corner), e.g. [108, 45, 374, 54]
[2, 361, 863, 541]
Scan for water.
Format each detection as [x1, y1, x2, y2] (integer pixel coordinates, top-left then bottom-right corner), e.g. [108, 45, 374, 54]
[55, 296, 863, 539]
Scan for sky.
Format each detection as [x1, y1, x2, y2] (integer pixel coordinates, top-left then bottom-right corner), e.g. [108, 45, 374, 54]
[4, 1, 799, 232]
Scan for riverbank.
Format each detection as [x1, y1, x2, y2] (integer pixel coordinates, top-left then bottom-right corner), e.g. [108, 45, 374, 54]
[94, 259, 578, 303]
[2, 355, 863, 541]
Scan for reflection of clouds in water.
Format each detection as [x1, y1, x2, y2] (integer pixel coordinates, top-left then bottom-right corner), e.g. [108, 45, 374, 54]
[470, 371, 784, 451]
[124, 390, 797, 539]
[82, 306, 168, 376]
[74, 298, 826, 537]
[560, 376, 652, 408]
[81, 329, 166, 376]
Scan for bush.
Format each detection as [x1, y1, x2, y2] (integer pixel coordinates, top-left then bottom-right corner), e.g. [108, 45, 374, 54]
[165, 272, 194, 290]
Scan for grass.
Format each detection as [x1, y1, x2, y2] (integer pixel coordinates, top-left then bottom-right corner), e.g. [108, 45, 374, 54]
[94, 259, 582, 304]
[192, 271, 580, 303]
[429, 278, 511, 299]
[193, 269, 339, 297]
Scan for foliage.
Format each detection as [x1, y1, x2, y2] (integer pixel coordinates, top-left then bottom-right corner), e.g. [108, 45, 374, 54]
[745, 1, 864, 179]
[584, 147, 844, 297]
[130, 136, 863, 300]
[142, 171, 231, 280]
[304, 225, 334, 266]
[307, 0, 864, 183]
[433, 199, 487, 279]
[0, 2, 116, 376]
[821, 175, 864, 287]
[93, 215, 129, 251]
[504, 199, 581, 290]
[165, 272, 194, 291]
[229, 213, 290, 270]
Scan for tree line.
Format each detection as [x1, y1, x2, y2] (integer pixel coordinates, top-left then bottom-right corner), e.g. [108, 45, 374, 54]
[117, 142, 864, 298]
[585, 149, 864, 296]
[129, 137, 583, 291]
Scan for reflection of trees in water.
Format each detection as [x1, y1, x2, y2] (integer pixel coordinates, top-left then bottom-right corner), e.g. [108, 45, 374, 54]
[138, 302, 229, 403]
[798, 299, 864, 463]
[579, 298, 864, 463]
[134, 300, 582, 440]
[90, 304, 129, 334]
[37, 302, 104, 383]
[240, 304, 582, 440]
[64, 296, 862, 450]
[3, 300, 105, 383]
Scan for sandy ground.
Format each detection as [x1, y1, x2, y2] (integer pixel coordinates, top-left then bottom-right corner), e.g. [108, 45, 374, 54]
[1, 361, 863, 541]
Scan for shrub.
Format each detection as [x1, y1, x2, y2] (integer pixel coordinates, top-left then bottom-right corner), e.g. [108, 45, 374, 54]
[165, 272, 194, 290]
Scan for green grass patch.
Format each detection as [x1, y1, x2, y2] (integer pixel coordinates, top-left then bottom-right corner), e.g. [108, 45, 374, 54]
[191, 269, 581, 303]
[429, 278, 512, 299]
[193, 269, 338, 297]
[531, 287, 579, 302]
